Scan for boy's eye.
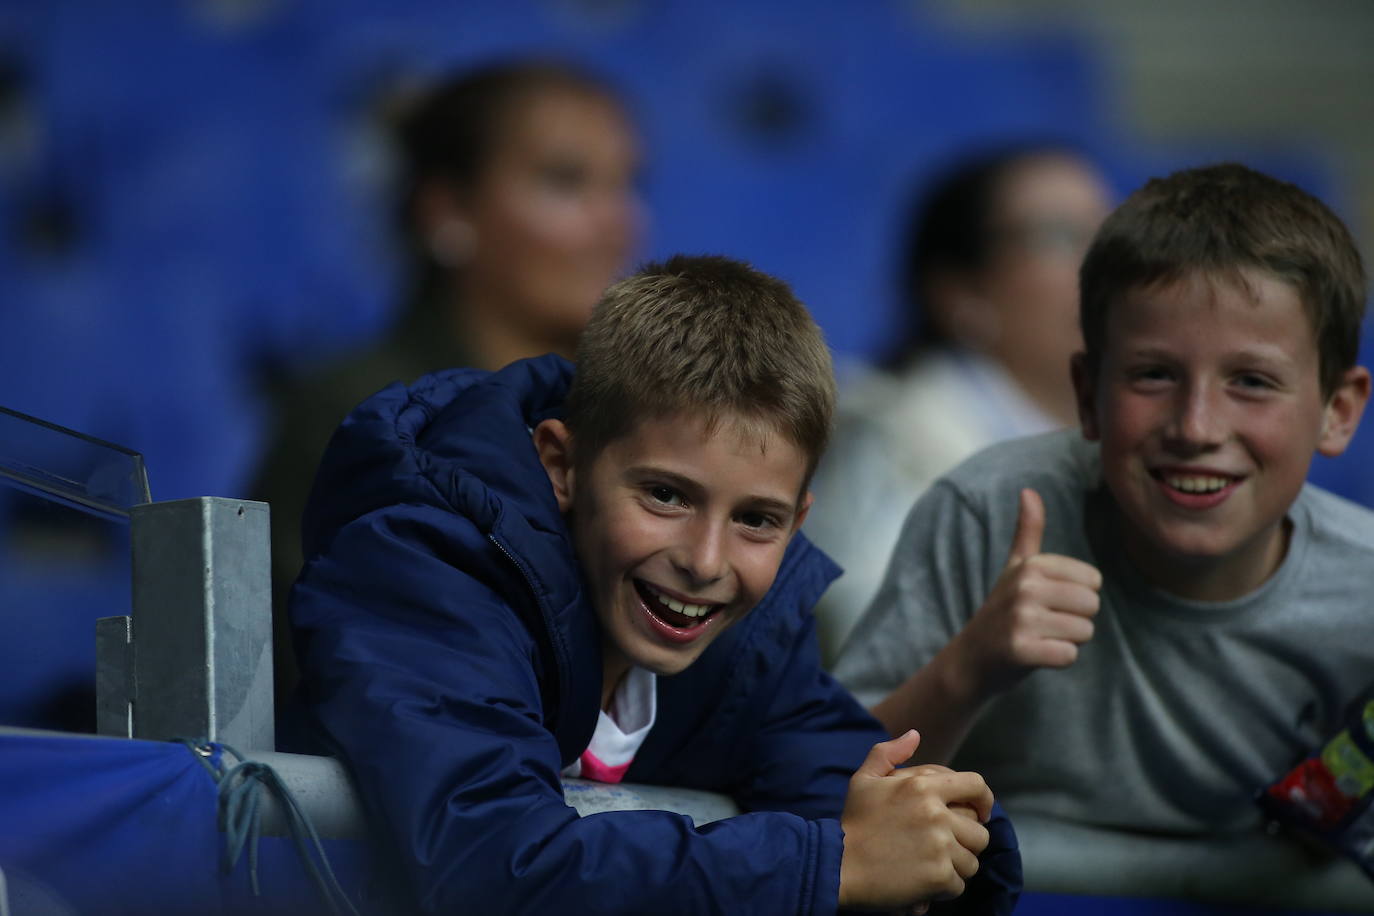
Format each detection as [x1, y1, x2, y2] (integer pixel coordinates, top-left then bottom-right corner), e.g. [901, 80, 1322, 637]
[648, 485, 684, 507]
[1234, 372, 1276, 390]
[738, 510, 780, 531]
[1127, 366, 1173, 386]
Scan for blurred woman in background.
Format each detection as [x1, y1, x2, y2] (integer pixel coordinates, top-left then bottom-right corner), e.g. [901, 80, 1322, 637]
[253, 60, 643, 700]
[807, 145, 1112, 664]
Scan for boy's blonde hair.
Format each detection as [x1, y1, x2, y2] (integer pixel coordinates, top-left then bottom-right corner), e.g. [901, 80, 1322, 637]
[565, 255, 835, 486]
[1080, 162, 1367, 398]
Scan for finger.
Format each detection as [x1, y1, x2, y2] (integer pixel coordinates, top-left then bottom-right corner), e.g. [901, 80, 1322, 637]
[951, 838, 983, 881]
[949, 802, 980, 821]
[1007, 488, 1045, 564]
[951, 813, 991, 857]
[855, 729, 922, 778]
[1022, 554, 1103, 591]
[1028, 638, 1081, 669]
[1019, 578, 1100, 619]
[937, 773, 995, 822]
[1036, 609, 1096, 644]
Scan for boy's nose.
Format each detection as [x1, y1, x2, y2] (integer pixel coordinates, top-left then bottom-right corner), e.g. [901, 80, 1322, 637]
[673, 519, 727, 586]
[1164, 383, 1225, 451]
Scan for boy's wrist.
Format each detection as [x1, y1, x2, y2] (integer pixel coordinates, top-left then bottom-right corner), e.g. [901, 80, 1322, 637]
[938, 634, 1002, 708]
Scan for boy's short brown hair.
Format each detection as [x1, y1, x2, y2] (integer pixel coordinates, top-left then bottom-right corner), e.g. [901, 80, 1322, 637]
[1079, 163, 1367, 397]
[565, 255, 835, 485]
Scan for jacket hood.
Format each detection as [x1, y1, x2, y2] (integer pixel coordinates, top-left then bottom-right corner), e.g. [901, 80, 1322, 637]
[300, 353, 600, 759]
[302, 354, 572, 557]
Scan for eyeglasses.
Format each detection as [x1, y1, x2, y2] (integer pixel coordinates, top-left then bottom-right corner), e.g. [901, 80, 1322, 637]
[988, 217, 1099, 259]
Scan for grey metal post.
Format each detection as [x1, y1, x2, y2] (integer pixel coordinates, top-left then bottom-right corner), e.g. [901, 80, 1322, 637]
[95, 615, 134, 738]
[126, 497, 274, 750]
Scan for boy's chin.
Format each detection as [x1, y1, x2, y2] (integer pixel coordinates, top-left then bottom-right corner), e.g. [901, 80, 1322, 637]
[623, 644, 709, 678]
[620, 617, 738, 675]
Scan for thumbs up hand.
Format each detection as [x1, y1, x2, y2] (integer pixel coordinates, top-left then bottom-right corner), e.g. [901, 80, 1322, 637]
[950, 488, 1103, 696]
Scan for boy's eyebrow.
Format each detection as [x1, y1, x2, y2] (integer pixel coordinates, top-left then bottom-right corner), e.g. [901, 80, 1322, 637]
[742, 494, 801, 519]
[1119, 345, 1184, 363]
[1124, 343, 1300, 366]
[626, 465, 799, 516]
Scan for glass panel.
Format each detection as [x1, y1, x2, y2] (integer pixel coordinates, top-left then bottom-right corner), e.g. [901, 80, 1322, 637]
[0, 406, 145, 733]
[0, 406, 151, 518]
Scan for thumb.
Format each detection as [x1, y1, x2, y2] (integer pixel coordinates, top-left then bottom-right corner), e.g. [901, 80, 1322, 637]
[856, 729, 921, 777]
[1007, 487, 1045, 564]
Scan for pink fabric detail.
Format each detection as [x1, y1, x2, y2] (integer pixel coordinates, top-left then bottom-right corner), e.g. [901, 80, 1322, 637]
[576, 750, 632, 784]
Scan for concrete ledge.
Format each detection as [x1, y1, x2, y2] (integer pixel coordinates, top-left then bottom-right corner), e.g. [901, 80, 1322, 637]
[1015, 812, 1374, 912]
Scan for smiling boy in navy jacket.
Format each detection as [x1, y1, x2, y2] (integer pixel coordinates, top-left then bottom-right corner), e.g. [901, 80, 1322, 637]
[288, 255, 1020, 914]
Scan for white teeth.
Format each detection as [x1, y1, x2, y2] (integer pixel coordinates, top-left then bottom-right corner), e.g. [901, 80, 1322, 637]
[1165, 475, 1230, 493]
[644, 583, 714, 618]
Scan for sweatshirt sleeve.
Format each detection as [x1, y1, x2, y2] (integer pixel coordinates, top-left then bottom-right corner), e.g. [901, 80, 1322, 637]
[831, 477, 994, 708]
[291, 505, 846, 915]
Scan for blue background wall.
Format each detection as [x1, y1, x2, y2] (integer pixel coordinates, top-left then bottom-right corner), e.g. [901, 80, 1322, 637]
[5, 0, 1362, 503]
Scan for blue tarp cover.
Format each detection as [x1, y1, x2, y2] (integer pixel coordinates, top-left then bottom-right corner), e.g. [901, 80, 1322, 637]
[0, 733, 376, 915]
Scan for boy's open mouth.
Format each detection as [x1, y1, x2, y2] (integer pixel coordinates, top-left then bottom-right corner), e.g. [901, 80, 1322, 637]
[1157, 472, 1236, 493]
[634, 580, 721, 629]
[1151, 469, 1242, 506]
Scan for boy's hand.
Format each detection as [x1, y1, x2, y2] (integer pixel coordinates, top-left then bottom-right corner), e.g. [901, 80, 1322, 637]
[839, 731, 993, 910]
[953, 488, 1102, 695]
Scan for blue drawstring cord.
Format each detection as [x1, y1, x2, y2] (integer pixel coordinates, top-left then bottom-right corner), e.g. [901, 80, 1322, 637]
[182, 739, 362, 915]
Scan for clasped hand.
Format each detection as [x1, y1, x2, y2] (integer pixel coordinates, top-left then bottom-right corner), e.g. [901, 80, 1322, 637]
[839, 730, 993, 910]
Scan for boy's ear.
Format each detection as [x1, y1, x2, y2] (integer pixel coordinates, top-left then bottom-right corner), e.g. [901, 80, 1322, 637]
[533, 418, 576, 512]
[1317, 366, 1372, 457]
[791, 490, 814, 533]
[1070, 352, 1101, 441]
